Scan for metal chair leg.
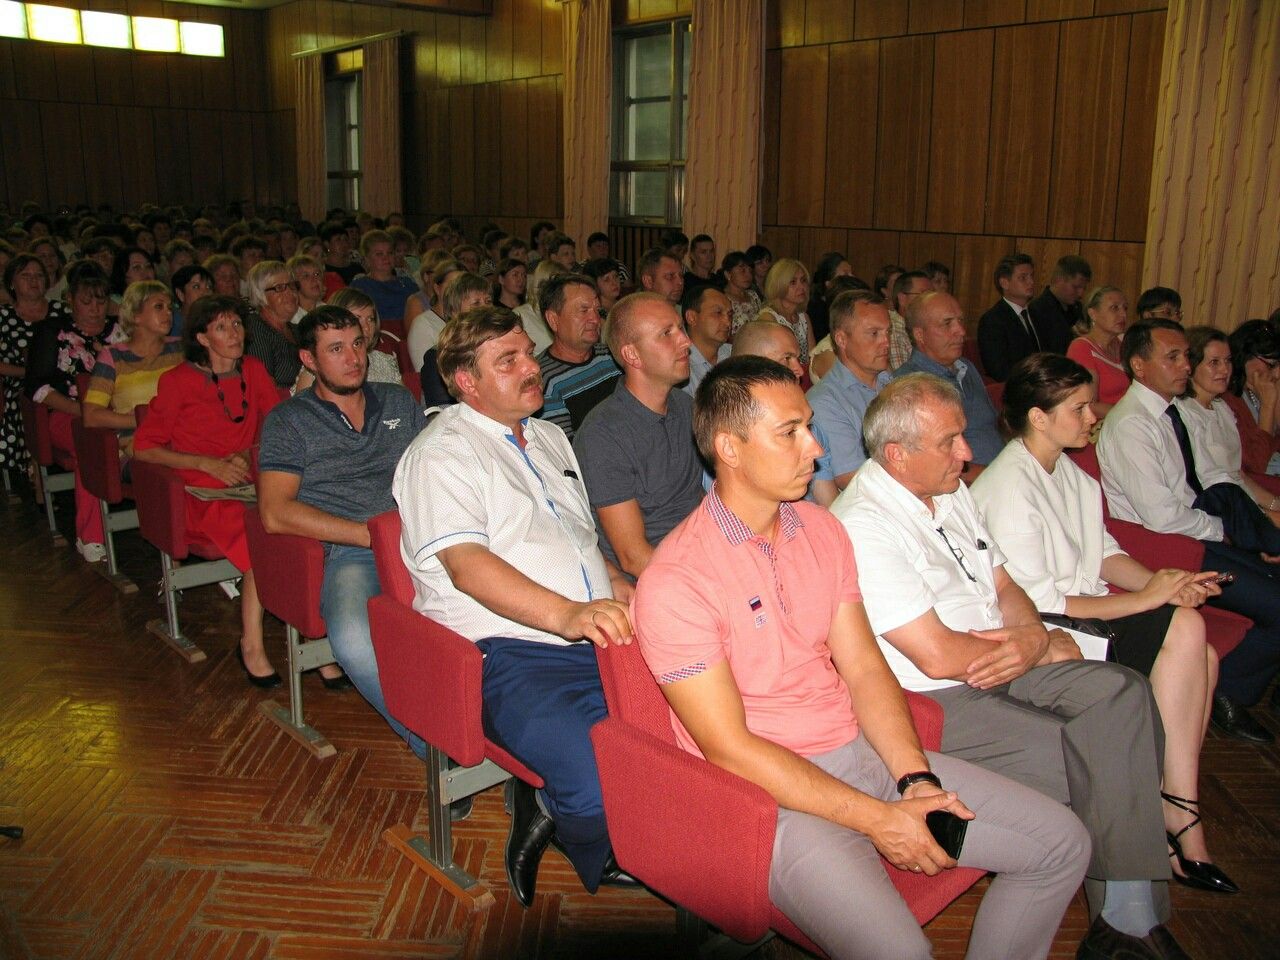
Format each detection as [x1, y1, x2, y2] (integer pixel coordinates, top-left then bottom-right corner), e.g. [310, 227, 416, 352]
[145, 552, 207, 663]
[258, 624, 336, 759]
[93, 498, 137, 594]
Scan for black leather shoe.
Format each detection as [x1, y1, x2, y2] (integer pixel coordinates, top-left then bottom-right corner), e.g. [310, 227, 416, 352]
[504, 779, 555, 908]
[235, 647, 282, 689]
[449, 796, 473, 822]
[1076, 915, 1160, 959]
[1163, 792, 1239, 894]
[1143, 925, 1193, 960]
[320, 672, 353, 691]
[1210, 694, 1273, 743]
[599, 853, 641, 887]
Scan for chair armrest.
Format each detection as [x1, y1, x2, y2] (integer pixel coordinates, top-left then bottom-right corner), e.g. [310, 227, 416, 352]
[366, 595, 487, 766]
[72, 419, 125, 503]
[131, 459, 190, 558]
[244, 508, 327, 637]
[1105, 518, 1204, 572]
[1201, 607, 1248, 660]
[590, 717, 777, 944]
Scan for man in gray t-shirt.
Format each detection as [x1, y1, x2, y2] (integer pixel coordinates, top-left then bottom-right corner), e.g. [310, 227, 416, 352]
[258, 306, 426, 757]
[573, 293, 704, 578]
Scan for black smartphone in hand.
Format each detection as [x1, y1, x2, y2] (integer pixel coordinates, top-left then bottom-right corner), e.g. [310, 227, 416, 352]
[926, 810, 968, 859]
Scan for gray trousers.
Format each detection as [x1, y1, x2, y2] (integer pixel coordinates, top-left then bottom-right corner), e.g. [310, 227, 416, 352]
[768, 737, 1091, 960]
[928, 660, 1170, 921]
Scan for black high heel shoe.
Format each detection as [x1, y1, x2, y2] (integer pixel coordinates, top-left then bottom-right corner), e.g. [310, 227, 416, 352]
[1162, 791, 1239, 894]
[235, 646, 282, 689]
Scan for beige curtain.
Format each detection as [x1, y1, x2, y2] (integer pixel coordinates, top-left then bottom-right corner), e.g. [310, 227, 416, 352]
[1143, 0, 1280, 330]
[361, 36, 403, 219]
[683, 0, 764, 253]
[561, 0, 611, 249]
[295, 54, 326, 224]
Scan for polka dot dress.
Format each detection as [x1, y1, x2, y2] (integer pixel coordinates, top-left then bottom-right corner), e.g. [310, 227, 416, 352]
[0, 301, 68, 471]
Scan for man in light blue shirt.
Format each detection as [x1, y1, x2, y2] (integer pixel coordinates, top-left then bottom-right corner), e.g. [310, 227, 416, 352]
[894, 291, 1004, 475]
[808, 291, 894, 489]
[682, 285, 732, 396]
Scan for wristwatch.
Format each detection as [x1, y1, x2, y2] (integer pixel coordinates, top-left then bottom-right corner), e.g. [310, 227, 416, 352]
[896, 771, 942, 796]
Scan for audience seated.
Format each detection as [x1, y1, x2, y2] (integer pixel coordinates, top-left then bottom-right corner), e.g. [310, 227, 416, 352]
[758, 258, 816, 368]
[204, 253, 240, 299]
[392, 305, 634, 907]
[229, 236, 266, 297]
[1029, 255, 1092, 355]
[833, 373, 1191, 959]
[297, 288, 402, 392]
[320, 221, 360, 295]
[512, 259, 562, 357]
[1224, 319, 1280, 476]
[745, 244, 772, 298]
[493, 257, 527, 311]
[1068, 286, 1131, 417]
[1136, 286, 1183, 323]
[809, 275, 874, 383]
[637, 248, 685, 307]
[581, 258, 622, 316]
[634, 357, 1090, 960]
[573, 293, 703, 580]
[680, 285, 731, 396]
[888, 270, 932, 371]
[1, 253, 70, 480]
[807, 252, 853, 344]
[169, 264, 212, 338]
[286, 254, 324, 317]
[978, 254, 1052, 382]
[808, 291, 893, 489]
[894, 292, 1004, 476]
[350, 230, 418, 324]
[132, 295, 280, 685]
[682, 233, 718, 293]
[110, 246, 157, 316]
[499, 235, 529, 264]
[875, 262, 905, 305]
[244, 260, 302, 389]
[258, 305, 437, 734]
[28, 236, 66, 303]
[720, 250, 763, 336]
[973, 352, 1235, 895]
[405, 259, 465, 372]
[417, 273, 493, 405]
[23, 262, 117, 560]
[1096, 320, 1280, 743]
[580, 231, 629, 286]
[537, 273, 620, 440]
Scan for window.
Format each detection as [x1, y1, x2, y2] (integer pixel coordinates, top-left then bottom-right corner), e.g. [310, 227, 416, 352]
[325, 70, 361, 211]
[611, 19, 691, 225]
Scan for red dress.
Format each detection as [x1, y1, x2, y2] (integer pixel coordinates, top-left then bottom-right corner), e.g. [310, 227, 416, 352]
[1067, 336, 1130, 406]
[133, 357, 279, 572]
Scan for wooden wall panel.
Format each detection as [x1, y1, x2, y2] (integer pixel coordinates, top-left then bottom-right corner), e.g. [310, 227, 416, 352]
[498, 80, 530, 218]
[525, 75, 562, 219]
[1, 100, 47, 208]
[846, 228, 902, 286]
[1114, 9, 1164, 242]
[39, 103, 85, 206]
[1047, 15, 1130, 238]
[1016, 237, 1081, 278]
[855, 0, 908, 39]
[964, 0, 1027, 29]
[874, 35, 932, 231]
[777, 0, 806, 48]
[777, 46, 830, 227]
[1027, 0, 1092, 20]
[1080, 239, 1144, 302]
[898, 232, 957, 275]
[823, 40, 878, 229]
[927, 29, 992, 234]
[805, 0, 854, 45]
[909, 0, 963, 34]
[761, 49, 782, 226]
[984, 21, 1058, 237]
[796, 227, 850, 273]
[79, 105, 123, 212]
[953, 234, 1016, 326]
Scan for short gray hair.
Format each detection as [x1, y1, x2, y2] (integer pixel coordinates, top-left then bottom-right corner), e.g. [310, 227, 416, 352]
[246, 259, 289, 308]
[863, 373, 962, 462]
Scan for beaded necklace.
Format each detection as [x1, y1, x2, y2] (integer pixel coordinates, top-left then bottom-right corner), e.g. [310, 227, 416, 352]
[208, 364, 248, 423]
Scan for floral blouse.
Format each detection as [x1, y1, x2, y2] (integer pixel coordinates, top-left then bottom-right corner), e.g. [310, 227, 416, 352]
[24, 314, 120, 404]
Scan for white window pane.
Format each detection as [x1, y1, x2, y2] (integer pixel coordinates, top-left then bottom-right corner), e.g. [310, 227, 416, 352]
[624, 170, 668, 219]
[627, 33, 670, 99]
[625, 101, 670, 162]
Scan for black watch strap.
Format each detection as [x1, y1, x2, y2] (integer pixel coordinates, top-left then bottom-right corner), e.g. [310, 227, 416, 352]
[896, 771, 942, 796]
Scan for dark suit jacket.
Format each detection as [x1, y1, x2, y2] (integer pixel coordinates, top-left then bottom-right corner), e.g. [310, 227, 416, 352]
[1028, 286, 1082, 355]
[977, 300, 1053, 382]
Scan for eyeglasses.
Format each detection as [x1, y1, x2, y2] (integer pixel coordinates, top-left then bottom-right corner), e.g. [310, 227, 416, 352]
[264, 282, 295, 295]
[936, 527, 978, 583]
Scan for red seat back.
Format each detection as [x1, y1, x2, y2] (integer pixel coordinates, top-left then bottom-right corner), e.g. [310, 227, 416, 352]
[594, 639, 680, 747]
[244, 507, 327, 638]
[72, 418, 126, 503]
[962, 339, 987, 379]
[19, 395, 55, 467]
[130, 458, 191, 559]
[394, 338, 422, 402]
[985, 379, 1005, 414]
[368, 510, 416, 604]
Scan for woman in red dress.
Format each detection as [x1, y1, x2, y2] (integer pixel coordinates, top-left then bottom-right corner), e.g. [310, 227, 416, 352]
[133, 295, 283, 686]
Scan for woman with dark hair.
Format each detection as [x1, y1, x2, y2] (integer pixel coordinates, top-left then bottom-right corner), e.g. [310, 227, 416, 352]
[110, 246, 157, 298]
[133, 295, 281, 686]
[721, 250, 762, 336]
[743, 244, 772, 299]
[1224, 319, 1280, 476]
[1, 253, 69, 478]
[807, 251, 853, 344]
[580, 258, 621, 315]
[971, 352, 1235, 895]
[493, 257, 527, 311]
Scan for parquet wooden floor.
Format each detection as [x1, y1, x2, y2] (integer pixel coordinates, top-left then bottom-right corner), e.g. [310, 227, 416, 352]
[1, 487, 1277, 959]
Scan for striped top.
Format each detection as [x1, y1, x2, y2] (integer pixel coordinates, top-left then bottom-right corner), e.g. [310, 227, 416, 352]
[84, 338, 184, 416]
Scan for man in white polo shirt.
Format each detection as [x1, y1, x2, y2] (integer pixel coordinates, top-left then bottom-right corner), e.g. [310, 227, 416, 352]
[392, 305, 635, 908]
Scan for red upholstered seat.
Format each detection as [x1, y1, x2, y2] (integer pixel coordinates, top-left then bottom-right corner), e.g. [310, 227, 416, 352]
[591, 635, 984, 951]
[244, 507, 326, 639]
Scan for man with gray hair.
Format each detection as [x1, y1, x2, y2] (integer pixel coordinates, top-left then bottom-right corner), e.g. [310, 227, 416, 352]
[831, 374, 1190, 960]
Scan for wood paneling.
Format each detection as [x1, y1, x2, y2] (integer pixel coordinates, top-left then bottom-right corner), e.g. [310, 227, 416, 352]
[823, 40, 879, 229]
[1026, 0, 1092, 20]
[927, 29, 993, 234]
[777, 46, 830, 227]
[899, 232, 958, 274]
[964, 0, 1028, 29]
[805, 0, 855, 45]
[855, 0, 909, 38]
[953, 233, 1016, 327]
[1047, 15, 1130, 238]
[874, 34, 932, 231]
[846, 228, 903, 287]
[909, 0, 963, 34]
[1081, 239, 1144, 302]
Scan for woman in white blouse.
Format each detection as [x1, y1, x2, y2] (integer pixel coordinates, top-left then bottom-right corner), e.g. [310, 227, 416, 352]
[972, 352, 1236, 895]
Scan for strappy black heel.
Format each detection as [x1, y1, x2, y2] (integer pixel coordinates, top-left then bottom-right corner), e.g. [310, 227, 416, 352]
[1162, 791, 1239, 894]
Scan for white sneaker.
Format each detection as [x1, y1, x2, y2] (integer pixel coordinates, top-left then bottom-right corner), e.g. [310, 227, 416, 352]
[76, 539, 107, 563]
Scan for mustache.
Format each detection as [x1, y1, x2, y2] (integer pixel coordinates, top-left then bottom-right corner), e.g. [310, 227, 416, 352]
[521, 373, 542, 391]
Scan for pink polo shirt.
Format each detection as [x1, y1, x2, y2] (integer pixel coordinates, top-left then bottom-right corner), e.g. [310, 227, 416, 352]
[633, 488, 862, 759]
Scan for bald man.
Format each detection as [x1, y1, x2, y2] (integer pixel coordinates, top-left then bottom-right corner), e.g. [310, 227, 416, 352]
[573, 293, 705, 579]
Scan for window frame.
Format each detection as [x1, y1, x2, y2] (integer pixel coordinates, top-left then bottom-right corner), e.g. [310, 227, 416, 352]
[324, 63, 362, 212]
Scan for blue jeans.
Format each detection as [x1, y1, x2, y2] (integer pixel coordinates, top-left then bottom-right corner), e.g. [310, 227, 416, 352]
[321, 544, 426, 759]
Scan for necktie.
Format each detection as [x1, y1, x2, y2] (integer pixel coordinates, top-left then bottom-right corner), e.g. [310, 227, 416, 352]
[1020, 308, 1041, 350]
[1165, 404, 1204, 496]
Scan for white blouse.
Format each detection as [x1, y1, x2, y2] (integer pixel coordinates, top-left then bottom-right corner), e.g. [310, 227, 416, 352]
[970, 439, 1124, 613]
[1175, 395, 1243, 489]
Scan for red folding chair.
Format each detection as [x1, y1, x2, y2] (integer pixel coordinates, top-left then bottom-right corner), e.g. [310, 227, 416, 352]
[590, 638, 985, 956]
[366, 509, 543, 912]
[962, 339, 990, 383]
[244, 507, 337, 759]
[71, 374, 139, 593]
[130, 405, 241, 664]
[18, 394, 75, 544]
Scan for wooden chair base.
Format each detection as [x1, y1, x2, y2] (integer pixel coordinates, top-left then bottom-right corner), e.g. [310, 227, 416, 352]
[258, 700, 336, 759]
[92, 562, 138, 595]
[146, 618, 207, 663]
[382, 823, 496, 913]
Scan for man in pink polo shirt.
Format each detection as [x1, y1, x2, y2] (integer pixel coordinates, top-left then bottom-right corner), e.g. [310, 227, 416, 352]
[632, 355, 1090, 960]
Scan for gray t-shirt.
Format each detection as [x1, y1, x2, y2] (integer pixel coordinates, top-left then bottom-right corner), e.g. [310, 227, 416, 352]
[572, 379, 704, 570]
[259, 382, 426, 529]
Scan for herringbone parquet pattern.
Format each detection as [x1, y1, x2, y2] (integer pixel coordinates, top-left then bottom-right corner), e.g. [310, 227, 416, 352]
[1, 487, 1277, 959]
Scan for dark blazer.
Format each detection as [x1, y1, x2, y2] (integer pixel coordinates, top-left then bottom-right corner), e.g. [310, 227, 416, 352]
[1028, 286, 1083, 355]
[976, 299, 1053, 382]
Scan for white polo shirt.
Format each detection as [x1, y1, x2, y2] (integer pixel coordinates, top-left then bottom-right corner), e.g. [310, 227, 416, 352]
[392, 401, 612, 646]
[831, 459, 1006, 693]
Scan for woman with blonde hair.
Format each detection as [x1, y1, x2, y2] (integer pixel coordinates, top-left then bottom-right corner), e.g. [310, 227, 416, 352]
[406, 258, 466, 373]
[757, 258, 816, 367]
[1067, 285, 1130, 418]
[514, 259, 561, 355]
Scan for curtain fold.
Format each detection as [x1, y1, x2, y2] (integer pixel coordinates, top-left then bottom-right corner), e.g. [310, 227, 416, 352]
[1143, 0, 1280, 330]
[561, 0, 611, 250]
[361, 36, 404, 219]
[683, 0, 764, 254]
[295, 54, 326, 225]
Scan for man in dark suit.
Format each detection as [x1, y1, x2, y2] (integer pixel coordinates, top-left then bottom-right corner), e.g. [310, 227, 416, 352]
[1029, 255, 1092, 354]
[977, 253, 1051, 382]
